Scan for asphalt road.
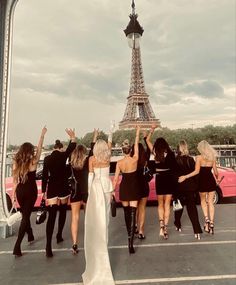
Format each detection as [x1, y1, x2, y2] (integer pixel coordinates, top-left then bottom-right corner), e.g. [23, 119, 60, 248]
[0, 204, 235, 285]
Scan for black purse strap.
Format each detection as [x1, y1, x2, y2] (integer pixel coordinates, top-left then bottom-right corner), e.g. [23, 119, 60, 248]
[71, 166, 78, 183]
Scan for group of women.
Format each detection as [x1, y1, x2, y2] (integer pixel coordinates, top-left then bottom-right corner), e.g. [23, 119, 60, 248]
[11, 125, 219, 285]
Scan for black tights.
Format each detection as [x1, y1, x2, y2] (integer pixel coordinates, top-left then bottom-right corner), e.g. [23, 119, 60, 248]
[13, 201, 34, 254]
[46, 204, 67, 251]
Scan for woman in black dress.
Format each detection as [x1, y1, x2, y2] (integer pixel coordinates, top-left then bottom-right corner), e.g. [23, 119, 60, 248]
[130, 132, 151, 239]
[42, 128, 76, 257]
[113, 126, 140, 254]
[146, 127, 178, 239]
[12, 126, 47, 256]
[174, 140, 202, 239]
[179, 140, 219, 234]
[69, 129, 98, 254]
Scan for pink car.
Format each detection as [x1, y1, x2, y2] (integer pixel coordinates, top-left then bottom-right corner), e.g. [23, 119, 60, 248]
[5, 164, 236, 210]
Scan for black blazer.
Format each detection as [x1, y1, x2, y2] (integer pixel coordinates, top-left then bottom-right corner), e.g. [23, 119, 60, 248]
[42, 141, 76, 194]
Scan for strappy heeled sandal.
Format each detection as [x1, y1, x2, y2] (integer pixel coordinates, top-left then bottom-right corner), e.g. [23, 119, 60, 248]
[72, 244, 79, 254]
[163, 225, 169, 240]
[209, 221, 214, 235]
[204, 217, 210, 233]
[159, 220, 164, 237]
[138, 233, 146, 240]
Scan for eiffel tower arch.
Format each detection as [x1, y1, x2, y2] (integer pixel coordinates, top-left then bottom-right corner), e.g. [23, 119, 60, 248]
[119, 0, 160, 130]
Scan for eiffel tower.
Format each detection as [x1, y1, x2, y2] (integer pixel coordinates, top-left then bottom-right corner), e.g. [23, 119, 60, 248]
[119, 0, 160, 129]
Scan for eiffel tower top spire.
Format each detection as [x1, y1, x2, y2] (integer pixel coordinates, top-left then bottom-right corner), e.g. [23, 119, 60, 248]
[119, 1, 160, 129]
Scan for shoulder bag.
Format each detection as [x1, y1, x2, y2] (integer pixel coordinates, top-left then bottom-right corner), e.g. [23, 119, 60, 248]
[6, 202, 22, 226]
[36, 197, 47, 224]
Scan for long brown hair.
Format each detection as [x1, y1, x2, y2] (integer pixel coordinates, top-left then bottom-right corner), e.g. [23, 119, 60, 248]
[153, 137, 171, 162]
[13, 142, 35, 183]
[71, 145, 87, 169]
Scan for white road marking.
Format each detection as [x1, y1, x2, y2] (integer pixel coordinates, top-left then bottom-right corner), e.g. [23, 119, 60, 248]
[50, 274, 236, 284]
[1, 240, 236, 255]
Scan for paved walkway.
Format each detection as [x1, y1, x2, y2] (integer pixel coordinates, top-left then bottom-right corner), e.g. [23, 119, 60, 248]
[0, 205, 236, 285]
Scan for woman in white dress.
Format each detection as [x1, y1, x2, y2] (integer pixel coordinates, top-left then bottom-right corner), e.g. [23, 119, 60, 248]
[82, 133, 115, 285]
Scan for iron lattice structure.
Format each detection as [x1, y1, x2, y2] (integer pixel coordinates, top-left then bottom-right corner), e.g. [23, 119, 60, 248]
[119, 1, 160, 130]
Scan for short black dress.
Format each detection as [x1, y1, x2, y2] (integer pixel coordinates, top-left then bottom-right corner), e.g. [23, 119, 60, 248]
[70, 158, 89, 203]
[119, 171, 141, 201]
[149, 151, 178, 195]
[199, 167, 216, 193]
[136, 167, 150, 198]
[16, 171, 38, 209]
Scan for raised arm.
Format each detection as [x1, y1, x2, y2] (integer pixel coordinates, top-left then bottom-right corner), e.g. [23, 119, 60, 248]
[65, 128, 76, 157]
[143, 130, 151, 160]
[133, 126, 140, 160]
[178, 155, 201, 183]
[146, 125, 156, 153]
[34, 126, 47, 164]
[88, 129, 99, 157]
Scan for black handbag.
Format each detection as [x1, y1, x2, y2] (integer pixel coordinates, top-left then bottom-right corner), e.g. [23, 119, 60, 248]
[111, 195, 116, 217]
[143, 166, 153, 182]
[69, 167, 78, 198]
[36, 198, 47, 224]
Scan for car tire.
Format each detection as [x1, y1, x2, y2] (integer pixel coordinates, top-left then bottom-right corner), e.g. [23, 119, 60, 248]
[6, 193, 13, 212]
[213, 186, 223, 204]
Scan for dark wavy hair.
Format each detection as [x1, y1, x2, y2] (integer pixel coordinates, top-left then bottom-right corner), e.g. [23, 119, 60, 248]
[54, 139, 63, 149]
[13, 142, 35, 183]
[130, 143, 147, 167]
[153, 137, 171, 162]
[71, 145, 87, 169]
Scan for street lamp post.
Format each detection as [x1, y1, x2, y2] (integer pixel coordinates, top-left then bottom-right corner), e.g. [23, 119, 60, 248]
[0, 0, 19, 238]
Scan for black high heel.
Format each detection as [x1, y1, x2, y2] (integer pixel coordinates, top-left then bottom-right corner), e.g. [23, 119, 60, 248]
[13, 249, 22, 257]
[204, 217, 210, 233]
[138, 233, 145, 240]
[174, 222, 182, 232]
[194, 233, 201, 240]
[56, 234, 64, 244]
[209, 221, 214, 235]
[46, 246, 53, 258]
[163, 225, 169, 240]
[72, 244, 79, 254]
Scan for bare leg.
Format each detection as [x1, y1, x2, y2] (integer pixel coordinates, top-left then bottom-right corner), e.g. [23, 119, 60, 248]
[157, 195, 164, 236]
[71, 201, 81, 246]
[163, 195, 172, 226]
[200, 192, 210, 232]
[138, 197, 148, 237]
[208, 191, 215, 234]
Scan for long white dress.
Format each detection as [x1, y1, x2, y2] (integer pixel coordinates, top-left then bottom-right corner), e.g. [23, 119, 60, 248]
[82, 167, 115, 285]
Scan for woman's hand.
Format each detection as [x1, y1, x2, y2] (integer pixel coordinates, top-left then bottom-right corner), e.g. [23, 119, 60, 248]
[178, 176, 186, 183]
[41, 126, 47, 136]
[65, 128, 76, 140]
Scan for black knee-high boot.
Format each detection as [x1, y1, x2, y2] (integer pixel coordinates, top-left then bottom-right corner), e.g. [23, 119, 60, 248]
[123, 206, 130, 237]
[129, 207, 137, 254]
[46, 205, 58, 257]
[57, 204, 67, 243]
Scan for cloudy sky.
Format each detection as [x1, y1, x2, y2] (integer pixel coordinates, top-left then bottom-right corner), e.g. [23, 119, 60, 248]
[8, 0, 235, 145]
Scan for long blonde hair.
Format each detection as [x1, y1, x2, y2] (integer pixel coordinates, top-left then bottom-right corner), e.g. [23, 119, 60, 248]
[197, 140, 217, 161]
[71, 145, 87, 169]
[178, 140, 189, 156]
[93, 139, 111, 163]
[13, 142, 35, 183]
